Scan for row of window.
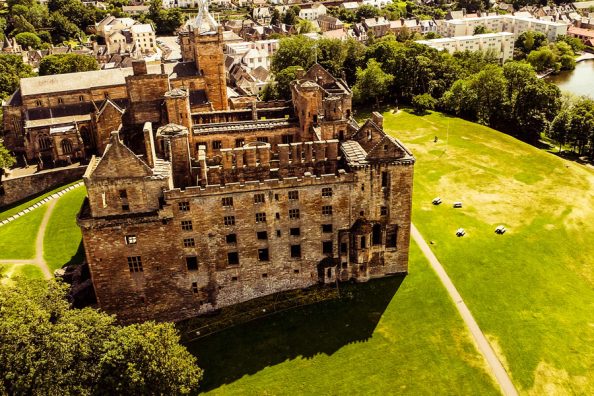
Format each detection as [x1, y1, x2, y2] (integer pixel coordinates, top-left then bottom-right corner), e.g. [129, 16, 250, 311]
[36, 92, 111, 107]
[195, 135, 293, 151]
[179, 188, 334, 213]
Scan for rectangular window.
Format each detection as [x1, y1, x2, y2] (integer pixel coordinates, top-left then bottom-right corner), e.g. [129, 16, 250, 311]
[257, 231, 268, 240]
[255, 212, 267, 223]
[127, 256, 143, 272]
[235, 138, 245, 147]
[258, 248, 270, 261]
[322, 205, 333, 215]
[322, 241, 333, 255]
[360, 236, 366, 249]
[195, 142, 206, 151]
[381, 206, 388, 216]
[288, 190, 299, 200]
[290, 244, 301, 258]
[122, 204, 130, 211]
[212, 140, 222, 149]
[290, 227, 300, 236]
[254, 193, 265, 204]
[340, 242, 348, 254]
[222, 197, 233, 207]
[257, 136, 269, 143]
[322, 187, 333, 197]
[322, 224, 333, 233]
[186, 256, 198, 271]
[227, 251, 239, 265]
[181, 220, 193, 231]
[282, 134, 293, 144]
[224, 216, 235, 226]
[119, 189, 127, 198]
[178, 201, 190, 211]
[386, 225, 398, 248]
[226, 233, 237, 244]
[125, 235, 137, 245]
[183, 238, 195, 247]
[382, 171, 389, 188]
[191, 282, 199, 294]
[289, 209, 300, 219]
[262, 273, 268, 278]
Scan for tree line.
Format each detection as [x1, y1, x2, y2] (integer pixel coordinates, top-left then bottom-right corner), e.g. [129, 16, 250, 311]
[0, 277, 203, 394]
[264, 34, 594, 157]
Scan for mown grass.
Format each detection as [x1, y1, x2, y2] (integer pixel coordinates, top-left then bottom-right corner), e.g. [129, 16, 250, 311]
[0, 264, 45, 280]
[43, 186, 86, 272]
[0, 205, 47, 260]
[386, 109, 594, 394]
[190, 242, 499, 395]
[0, 180, 80, 221]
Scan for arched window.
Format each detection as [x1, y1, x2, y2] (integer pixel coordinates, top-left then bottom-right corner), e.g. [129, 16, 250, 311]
[39, 136, 52, 150]
[61, 139, 73, 154]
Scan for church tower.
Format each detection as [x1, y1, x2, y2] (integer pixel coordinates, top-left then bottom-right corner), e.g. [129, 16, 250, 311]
[180, 0, 228, 111]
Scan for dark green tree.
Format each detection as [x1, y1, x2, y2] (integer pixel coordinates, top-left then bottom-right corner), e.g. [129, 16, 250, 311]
[352, 58, 394, 107]
[0, 54, 34, 99]
[39, 53, 99, 75]
[14, 32, 42, 49]
[412, 93, 436, 114]
[355, 5, 379, 20]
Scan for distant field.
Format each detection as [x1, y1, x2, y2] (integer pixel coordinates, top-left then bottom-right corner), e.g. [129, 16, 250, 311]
[386, 110, 594, 394]
[190, 242, 499, 395]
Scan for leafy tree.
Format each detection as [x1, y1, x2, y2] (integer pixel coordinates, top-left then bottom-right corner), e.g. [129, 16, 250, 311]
[0, 54, 34, 99]
[548, 109, 571, 151]
[514, 31, 547, 59]
[296, 19, 317, 34]
[39, 53, 99, 75]
[356, 5, 379, 20]
[282, 8, 297, 25]
[145, 0, 185, 35]
[272, 35, 316, 72]
[0, 139, 16, 179]
[49, 12, 82, 43]
[473, 25, 489, 35]
[352, 58, 394, 107]
[412, 93, 436, 114]
[0, 278, 202, 395]
[14, 32, 42, 49]
[11, 14, 37, 35]
[271, 8, 281, 25]
[275, 65, 302, 100]
[556, 35, 585, 54]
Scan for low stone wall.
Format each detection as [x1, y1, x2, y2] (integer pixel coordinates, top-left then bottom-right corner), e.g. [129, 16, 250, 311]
[0, 165, 87, 208]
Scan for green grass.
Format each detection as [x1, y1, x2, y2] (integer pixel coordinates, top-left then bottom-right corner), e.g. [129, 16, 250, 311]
[43, 186, 86, 272]
[0, 205, 47, 260]
[0, 180, 80, 221]
[189, 242, 499, 395]
[0, 264, 45, 280]
[385, 110, 594, 394]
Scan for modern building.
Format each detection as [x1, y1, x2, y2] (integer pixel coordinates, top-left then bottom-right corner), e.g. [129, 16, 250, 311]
[416, 32, 515, 63]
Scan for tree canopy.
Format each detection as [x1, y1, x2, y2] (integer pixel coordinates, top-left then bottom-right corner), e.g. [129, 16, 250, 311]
[0, 277, 203, 395]
[39, 53, 99, 76]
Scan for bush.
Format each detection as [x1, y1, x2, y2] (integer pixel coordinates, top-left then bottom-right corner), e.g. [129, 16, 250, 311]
[412, 93, 436, 114]
[14, 32, 41, 49]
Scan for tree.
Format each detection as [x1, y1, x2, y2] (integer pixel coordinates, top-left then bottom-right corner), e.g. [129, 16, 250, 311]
[0, 139, 16, 181]
[0, 278, 202, 394]
[296, 19, 317, 34]
[355, 5, 379, 20]
[526, 46, 557, 72]
[412, 93, 436, 114]
[14, 32, 42, 49]
[272, 35, 316, 72]
[473, 25, 488, 35]
[271, 8, 281, 25]
[282, 8, 297, 25]
[514, 31, 547, 59]
[39, 54, 99, 75]
[352, 58, 394, 107]
[49, 12, 82, 43]
[0, 54, 34, 99]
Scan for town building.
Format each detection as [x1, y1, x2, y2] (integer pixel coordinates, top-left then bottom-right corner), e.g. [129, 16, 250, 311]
[95, 16, 158, 56]
[416, 32, 515, 63]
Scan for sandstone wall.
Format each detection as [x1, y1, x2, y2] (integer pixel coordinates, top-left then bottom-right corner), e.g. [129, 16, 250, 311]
[0, 165, 87, 208]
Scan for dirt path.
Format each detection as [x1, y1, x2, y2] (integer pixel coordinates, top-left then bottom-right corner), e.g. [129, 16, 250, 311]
[33, 199, 56, 279]
[411, 223, 519, 396]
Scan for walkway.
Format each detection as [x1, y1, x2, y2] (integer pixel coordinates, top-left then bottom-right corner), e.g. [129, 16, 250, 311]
[0, 200, 57, 280]
[0, 182, 83, 227]
[411, 223, 519, 396]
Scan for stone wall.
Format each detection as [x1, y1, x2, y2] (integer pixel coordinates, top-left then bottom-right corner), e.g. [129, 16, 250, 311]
[0, 165, 87, 208]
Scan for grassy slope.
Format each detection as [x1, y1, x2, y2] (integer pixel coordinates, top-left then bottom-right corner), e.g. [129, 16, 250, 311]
[43, 187, 86, 272]
[192, 242, 499, 395]
[0, 180, 80, 221]
[0, 205, 47, 260]
[386, 110, 594, 394]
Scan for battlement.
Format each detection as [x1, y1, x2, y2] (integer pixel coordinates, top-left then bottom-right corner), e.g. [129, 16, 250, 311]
[164, 169, 354, 199]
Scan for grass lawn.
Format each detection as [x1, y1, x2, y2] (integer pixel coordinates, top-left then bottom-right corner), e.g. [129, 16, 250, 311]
[385, 110, 594, 394]
[43, 186, 86, 272]
[0, 264, 44, 280]
[0, 180, 80, 221]
[189, 242, 499, 395]
[0, 205, 47, 260]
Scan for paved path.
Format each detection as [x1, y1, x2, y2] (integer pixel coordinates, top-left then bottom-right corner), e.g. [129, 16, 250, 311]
[1, 195, 60, 280]
[0, 182, 83, 227]
[411, 223, 519, 396]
